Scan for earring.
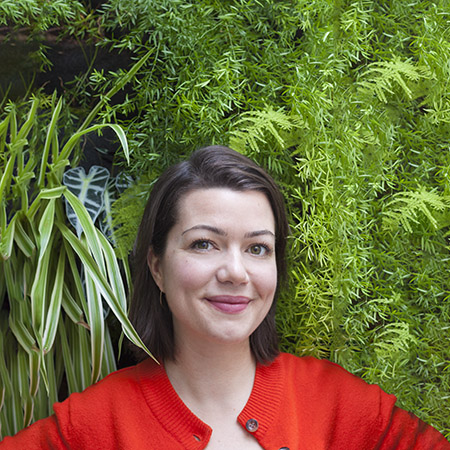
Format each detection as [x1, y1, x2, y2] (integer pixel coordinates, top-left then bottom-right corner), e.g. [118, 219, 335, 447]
[159, 290, 163, 307]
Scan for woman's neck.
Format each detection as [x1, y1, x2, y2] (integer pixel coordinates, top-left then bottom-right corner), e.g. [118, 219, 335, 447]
[164, 338, 256, 417]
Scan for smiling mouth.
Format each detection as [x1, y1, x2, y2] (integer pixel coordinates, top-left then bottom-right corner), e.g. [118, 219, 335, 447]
[205, 296, 250, 314]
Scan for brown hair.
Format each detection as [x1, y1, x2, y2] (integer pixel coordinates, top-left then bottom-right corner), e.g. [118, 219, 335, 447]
[129, 145, 289, 363]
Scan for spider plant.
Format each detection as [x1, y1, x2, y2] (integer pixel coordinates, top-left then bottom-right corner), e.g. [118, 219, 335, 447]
[0, 54, 152, 438]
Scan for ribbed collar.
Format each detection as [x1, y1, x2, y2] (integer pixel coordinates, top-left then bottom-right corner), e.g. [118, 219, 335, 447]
[136, 355, 285, 449]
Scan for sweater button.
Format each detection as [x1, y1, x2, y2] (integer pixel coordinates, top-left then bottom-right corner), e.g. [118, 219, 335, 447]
[279, 448, 290, 450]
[245, 419, 259, 432]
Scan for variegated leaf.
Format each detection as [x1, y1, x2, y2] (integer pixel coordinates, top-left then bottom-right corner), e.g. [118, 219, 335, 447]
[63, 166, 110, 238]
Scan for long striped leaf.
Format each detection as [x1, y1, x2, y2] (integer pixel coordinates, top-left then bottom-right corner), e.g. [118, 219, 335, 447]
[9, 345, 23, 434]
[57, 124, 129, 167]
[0, 317, 13, 401]
[17, 348, 33, 428]
[2, 257, 21, 306]
[0, 153, 16, 203]
[16, 96, 40, 142]
[58, 223, 155, 361]
[37, 199, 55, 256]
[58, 318, 80, 395]
[0, 261, 5, 312]
[63, 239, 89, 323]
[107, 124, 129, 164]
[73, 321, 91, 392]
[7, 104, 17, 141]
[14, 216, 36, 258]
[61, 283, 86, 326]
[38, 186, 67, 200]
[63, 189, 105, 273]
[42, 248, 65, 353]
[101, 326, 117, 378]
[29, 350, 40, 398]
[0, 114, 9, 141]
[8, 316, 36, 353]
[27, 187, 66, 221]
[0, 215, 16, 260]
[38, 97, 63, 188]
[84, 265, 104, 384]
[97, 229, 127, 310]
[44, 351, 58, 410]
[30, 234, 53, 337]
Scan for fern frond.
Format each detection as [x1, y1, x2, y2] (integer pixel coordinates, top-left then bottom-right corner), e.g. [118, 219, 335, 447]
[358, 57, 432, 103]
[383, 187, 450, 232]
[229, 107, 304, 154]
[373, 322, 416, 357]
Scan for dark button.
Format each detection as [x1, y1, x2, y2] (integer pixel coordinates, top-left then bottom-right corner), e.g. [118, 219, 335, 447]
[245, 418, 259, 432]
[279, 448, 290, 450]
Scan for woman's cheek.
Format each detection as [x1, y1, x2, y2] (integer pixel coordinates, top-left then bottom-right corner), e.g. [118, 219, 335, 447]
[172, 256, 213, 288]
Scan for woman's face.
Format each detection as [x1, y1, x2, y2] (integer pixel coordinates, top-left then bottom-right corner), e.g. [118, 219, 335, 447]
[148, 188, 277, 350]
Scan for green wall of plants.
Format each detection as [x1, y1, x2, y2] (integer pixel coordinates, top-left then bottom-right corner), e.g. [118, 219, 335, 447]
[1, 0, 450, 438]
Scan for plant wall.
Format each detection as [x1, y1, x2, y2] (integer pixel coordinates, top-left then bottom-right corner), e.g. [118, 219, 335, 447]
[1, 0, 450, 438]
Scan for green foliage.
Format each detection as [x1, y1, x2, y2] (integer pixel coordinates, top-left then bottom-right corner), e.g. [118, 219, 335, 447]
[0, 95, 152, 439]
[103, 3, 450, 435]
[0, 0, 85, 32]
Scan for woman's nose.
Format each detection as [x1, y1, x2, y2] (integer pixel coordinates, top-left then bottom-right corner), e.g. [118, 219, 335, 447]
[216, 250, 249, 285]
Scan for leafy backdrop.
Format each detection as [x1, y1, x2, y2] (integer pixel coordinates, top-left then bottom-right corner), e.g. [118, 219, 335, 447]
[1, 0, 449, 438]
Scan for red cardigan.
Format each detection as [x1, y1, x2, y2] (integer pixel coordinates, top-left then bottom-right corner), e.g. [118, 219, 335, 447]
[1, 353, 449, 449]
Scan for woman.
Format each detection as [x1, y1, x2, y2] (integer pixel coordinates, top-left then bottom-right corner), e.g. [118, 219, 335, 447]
[1, 146, 449, 449]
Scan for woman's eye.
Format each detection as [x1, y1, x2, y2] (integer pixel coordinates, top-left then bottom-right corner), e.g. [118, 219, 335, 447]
[248, 244, 269, 256]
[191, 240, 212, 251]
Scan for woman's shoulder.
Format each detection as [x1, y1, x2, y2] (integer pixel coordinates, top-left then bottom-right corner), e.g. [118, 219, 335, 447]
[272, 352, 397, 410]
[275, 352, 379, 383]
[56, 357, 160, 409]
[0, 359, 163, 449]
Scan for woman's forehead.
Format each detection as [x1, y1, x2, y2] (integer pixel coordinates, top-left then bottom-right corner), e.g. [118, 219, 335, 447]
[175, 188, 276, 233]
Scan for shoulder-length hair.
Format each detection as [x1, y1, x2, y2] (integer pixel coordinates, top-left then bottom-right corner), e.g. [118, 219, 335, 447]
[129, 145, 289, 364]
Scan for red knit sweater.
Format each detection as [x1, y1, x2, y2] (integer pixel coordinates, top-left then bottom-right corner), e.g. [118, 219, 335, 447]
[1, 353, 449, 449]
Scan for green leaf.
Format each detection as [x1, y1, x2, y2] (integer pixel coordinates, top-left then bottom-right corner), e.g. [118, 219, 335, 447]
[61, 283, 86, 326]
[0, 154, 16, 208]
[56, 124, 129, 168]
[14, 216, 36, 258]
[37, 199, 55, 256]
[62, 189, 105, 273]
[0, 215, 16, 260]
[17, 348, 33, 428]
[101, 326, 117, 379]
[63, 239, 89, 323]
[28, 350, 40, 398]
[58, 318, 80, 395]
[38, 96, 63, 188]
[97, 229, 127, 310]
[38, 186, 67, 200]
[63, 166, 110, 238]
[0, 317, 13, 402]
[30, 234, 53, 337]
[16, 96, 40, 142]
[84, 265, 104, 384]
[42, 247, 65, 353]
[8, 315, 36, 353]
[58, 223, 155, 361]
[27, 187, 66, 221]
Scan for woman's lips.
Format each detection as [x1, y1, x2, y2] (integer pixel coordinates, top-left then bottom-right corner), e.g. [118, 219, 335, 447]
[205, 296, 250, 314]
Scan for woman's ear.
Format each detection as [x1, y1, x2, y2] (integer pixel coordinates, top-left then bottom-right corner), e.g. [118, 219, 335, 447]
[147, 248, 164, 292]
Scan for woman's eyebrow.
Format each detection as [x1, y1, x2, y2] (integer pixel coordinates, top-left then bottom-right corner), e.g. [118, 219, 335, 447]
[245, 230, 275, 238]
[182, 225, 275, 239]
[182, 225, 226, 236]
